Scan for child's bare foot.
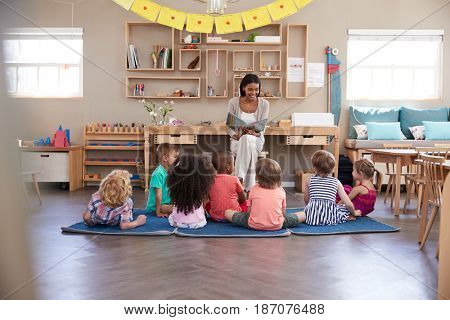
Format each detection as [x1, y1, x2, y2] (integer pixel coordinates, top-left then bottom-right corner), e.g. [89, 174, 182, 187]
[354, 209, 362, 217]
[347, 215, 356, 221]
[156, 213, 169, 218]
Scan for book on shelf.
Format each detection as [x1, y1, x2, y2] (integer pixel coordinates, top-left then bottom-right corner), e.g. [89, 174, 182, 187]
[226, 113, 267, 133]
[127, 44, 141, 69]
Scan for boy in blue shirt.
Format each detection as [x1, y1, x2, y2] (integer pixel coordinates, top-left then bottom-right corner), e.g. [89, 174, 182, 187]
[146, 143, 180, 217]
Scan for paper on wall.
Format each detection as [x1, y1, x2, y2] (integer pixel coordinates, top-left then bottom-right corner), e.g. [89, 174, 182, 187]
[287, 57, 304, 82]
[307, 63, 325, 87]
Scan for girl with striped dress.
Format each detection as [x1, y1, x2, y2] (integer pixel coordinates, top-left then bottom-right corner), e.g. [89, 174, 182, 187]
[304, 151, 361, 226]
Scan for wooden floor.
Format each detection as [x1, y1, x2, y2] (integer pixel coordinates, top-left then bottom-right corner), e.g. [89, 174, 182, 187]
[8, 185, 440, 299]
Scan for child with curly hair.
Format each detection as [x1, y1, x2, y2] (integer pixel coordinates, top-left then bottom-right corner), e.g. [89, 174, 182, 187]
[337, 158, 377, 216]
[82, 170, 146, 230]
[304, 150, 361, 225]
[225, 158, 305, 230]
[167, 154, 215, 229]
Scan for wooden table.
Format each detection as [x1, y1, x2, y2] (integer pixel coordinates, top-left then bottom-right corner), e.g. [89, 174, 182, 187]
[366, 149, 418, 215]
[20, 145, 83, 191]
[144, 125, 340, 191]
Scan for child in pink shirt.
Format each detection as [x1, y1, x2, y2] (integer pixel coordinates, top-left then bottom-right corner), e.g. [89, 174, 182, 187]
[206, 152, 248, 222]
[225, 158, 305, 230]
[167, 154, 215, 229]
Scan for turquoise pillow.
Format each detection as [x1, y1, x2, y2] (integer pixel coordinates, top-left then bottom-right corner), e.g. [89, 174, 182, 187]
[348, 106, 400, 139]
[367, 122, 405, 140]
[424, 121, 450, 140]
[399, 107, 449, 139]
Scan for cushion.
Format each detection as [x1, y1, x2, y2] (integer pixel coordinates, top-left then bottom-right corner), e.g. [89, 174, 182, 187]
[424, 121, 450, 140]
[409, 126, 425, 140]
[399, 107, 449, 139]
[348, 106, 400, 139]
[354, 125, 368, 140]
[366, 122, 405, 140]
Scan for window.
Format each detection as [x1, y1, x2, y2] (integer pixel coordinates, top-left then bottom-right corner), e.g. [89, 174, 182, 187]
[2, 28, 83, 98]
[347, 29, 443, 100]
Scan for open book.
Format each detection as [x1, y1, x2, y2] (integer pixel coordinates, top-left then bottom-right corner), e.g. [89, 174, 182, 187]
[226, 113, 267, 133]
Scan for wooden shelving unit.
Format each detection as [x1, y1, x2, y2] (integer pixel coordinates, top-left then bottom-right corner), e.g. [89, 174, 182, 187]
[83, 127, 145, 188]
[126, 22, 175, 71]
[207, 24, 282, 45]
[260, 50, 281, 71]
[179, 49, 201, 71]
[126, 76, 201, 99]
[206, 49, 228, 98]
[179, 31, 202, 45]
[286, 24, 308, 99]
[233, 50, 254, 72]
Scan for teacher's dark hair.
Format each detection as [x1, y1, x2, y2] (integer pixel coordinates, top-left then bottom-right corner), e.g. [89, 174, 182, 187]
[239, 73, 261, 97]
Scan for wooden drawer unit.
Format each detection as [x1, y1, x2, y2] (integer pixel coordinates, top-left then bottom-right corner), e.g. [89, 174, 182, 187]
[286, 135, 328, 146]
[154, 134, 198, 145]
[21, 152, 69, 182]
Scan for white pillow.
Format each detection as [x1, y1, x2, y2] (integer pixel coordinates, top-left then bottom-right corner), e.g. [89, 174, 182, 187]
[409, 126, 425, 140]
[354, 124, 368, 140]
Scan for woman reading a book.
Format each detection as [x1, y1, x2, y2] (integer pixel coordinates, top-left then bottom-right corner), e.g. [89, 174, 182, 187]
[227, 74, 269, 191]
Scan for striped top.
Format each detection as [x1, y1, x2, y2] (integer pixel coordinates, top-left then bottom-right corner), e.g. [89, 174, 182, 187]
[305, 175, 349, 226]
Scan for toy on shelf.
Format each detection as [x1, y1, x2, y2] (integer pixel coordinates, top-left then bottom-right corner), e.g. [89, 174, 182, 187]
[84, 173, 101, 180]
[34, 125, 71, 147]
[134, 83, 144, 96]
[187, 56, 200, 69]
[85, 123, 145, 134]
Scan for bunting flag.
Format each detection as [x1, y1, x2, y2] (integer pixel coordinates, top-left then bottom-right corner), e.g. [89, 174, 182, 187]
[267, 0, 298, 21]
[241, 6, 272, 31]
[131, 0, 161, 22]
[112, 0, 135, 10]
[294, 0, 313, 9]
[186, 14, 214, 34]
[214, 13, 243, 34]
[157, 6, 187, 30]
[112, 0, 315, 32]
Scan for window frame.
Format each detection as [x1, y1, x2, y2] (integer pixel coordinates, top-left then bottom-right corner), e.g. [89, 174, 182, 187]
[346, 29, 444, 101]
[3, 27, 83, 99]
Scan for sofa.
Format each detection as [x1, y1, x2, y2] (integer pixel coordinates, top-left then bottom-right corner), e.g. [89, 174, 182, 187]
[345, 106, 450, 163]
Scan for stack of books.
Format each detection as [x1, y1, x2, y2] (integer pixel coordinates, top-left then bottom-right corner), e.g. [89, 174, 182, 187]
[127, 44, 140, 69]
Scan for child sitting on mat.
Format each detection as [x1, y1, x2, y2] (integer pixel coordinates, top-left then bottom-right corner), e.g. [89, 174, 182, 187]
[167, 154, 215, 229]
[146, 143, 180, 217]
[225, 158, 305, 230]
[205, 152, 247, 222]
[304, 150, 361, 226]
[82, 170, 146, 230]
[336, 158, 377, 216]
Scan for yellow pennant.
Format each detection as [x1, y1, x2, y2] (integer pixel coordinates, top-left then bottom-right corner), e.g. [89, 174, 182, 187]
[131, 0, 161, 22]
[157, 6, 187, 30]
[214, 14, 243, 35]
[112, 0, 135, 10]
[294, 0, 313, 9]
[186, 14, 214, 34]
[267, 0, 298, 21]
[241, 6, 272, 31]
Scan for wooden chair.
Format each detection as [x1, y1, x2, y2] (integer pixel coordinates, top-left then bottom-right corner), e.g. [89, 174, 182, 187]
[382, 143, 413, 207]
[419, 154, 445, 256]
[404, 147, 450, 216]
[20, 171, 42, 206]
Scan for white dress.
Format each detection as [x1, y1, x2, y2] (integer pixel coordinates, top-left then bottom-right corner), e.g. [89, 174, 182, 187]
[230, 111, 263, 191]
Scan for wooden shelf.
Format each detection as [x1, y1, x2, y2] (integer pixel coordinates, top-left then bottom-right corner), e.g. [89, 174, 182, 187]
[179, 49, 201, 72]
[207, 24, 282, 46]
[233, 50, 254, 72]
[180, 30, 202, 45]
[126, 76, 201, 99]
[260, 50, 281, 71]
[286, 24, 308, 99]
[84, 160, 140, 166]
[233, 75, 282, 99]
[206, 42, 282, 46]
[206, 49, 228, 98]
[85, 146, 144, 151]
[126, 68, 174, 72]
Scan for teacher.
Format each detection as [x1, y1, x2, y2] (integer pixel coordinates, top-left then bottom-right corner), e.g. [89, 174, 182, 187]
[227, 74, 269, 191]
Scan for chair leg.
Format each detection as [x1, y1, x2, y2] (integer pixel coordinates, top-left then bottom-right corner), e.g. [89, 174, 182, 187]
[390, 183, 396, 208]
[416, 184, 423, 218]
[384, 176, 393, 204]
[436, 240, 440, 259]
[403, 179, 413, 213]
[21, 180, 30, 206]
[420, 206, 439, 250]
[32, 173, 42, 206]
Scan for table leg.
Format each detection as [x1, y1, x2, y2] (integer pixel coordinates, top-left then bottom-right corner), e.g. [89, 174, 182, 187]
[418, 185, 429, 243]
[394, 156, 402, 215]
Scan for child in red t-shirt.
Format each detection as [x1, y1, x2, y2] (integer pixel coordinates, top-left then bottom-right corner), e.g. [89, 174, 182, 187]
[206, 152, 248, 222]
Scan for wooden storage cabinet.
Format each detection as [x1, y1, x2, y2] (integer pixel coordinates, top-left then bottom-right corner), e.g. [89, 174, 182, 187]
[286, 135, 328, 146]
[20, 146, 83, 191]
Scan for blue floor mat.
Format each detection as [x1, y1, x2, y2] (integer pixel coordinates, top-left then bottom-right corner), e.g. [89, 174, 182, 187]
[61, 210, 175, 236]
[174, 222, 291, 238]
[288, 216, 400, 235]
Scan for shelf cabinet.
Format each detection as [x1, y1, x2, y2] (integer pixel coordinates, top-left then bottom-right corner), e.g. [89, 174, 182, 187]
[286, 24, 308, 99]
[206, 49, 228, 98]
